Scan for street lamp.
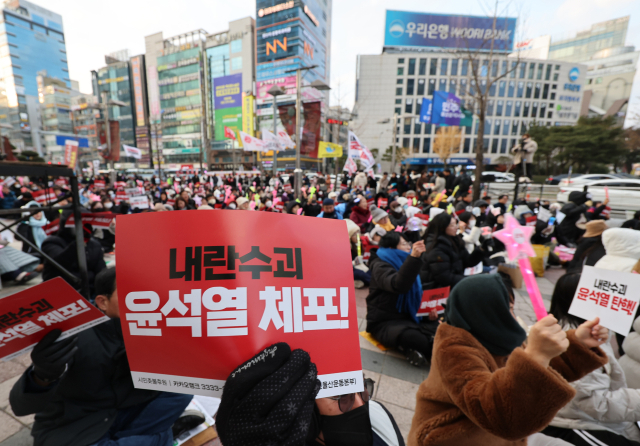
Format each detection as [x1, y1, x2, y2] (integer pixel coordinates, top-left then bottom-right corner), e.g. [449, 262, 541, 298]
[377, 113, 418, 174]
[284, 65, 330, 198]
[267, 85, 285, 177]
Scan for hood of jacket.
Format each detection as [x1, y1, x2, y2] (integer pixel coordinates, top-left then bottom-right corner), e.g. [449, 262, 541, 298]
[569, 191, 589, 206]
[594, 228, 640, 273]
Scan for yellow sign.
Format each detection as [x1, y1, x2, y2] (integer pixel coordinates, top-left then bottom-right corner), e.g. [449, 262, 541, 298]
[317, 141, 343, 158]
[242, 94, 255, 136]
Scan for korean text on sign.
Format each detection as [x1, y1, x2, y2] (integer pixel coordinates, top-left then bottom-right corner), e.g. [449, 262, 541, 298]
[0, 278, 109, 361]
[568, 265, 640, 336]
[116, 211, 363, 399]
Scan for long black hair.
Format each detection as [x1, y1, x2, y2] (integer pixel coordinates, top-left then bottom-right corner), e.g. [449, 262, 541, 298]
[423, 212, 455, 251]
[379, 232, 402, 249]
[549, 272, 585, 328]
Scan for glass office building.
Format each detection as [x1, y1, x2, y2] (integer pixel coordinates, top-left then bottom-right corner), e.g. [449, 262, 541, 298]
[0, 0, 69, 149]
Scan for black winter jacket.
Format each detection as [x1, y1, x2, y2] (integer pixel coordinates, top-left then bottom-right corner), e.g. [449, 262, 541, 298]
[365, 253, 423, 348]
[419, 235, 484, 289]
[10, 319, 158, 446]
[558, 202, 588, 245]
[41, 236, 106, 297]
[17, 223, 43, 260]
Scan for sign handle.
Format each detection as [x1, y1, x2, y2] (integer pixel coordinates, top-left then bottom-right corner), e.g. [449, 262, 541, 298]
[518, 257, 548, 321]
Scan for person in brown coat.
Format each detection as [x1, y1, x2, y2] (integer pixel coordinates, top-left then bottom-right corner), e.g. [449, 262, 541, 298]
[408, 274, 609, 446]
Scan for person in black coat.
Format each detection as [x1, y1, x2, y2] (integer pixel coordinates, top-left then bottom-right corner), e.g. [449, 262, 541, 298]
[41, 213, 106, 298]
[10, 268, 195, 446]
[557, 191, 591, 246]
[419, 212, 484, 289]
[567, 220, 608, 272]
[366, 232, 438, 366]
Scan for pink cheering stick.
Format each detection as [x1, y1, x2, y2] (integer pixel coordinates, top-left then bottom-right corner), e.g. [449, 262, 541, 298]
[604, 187, 609, 201]
[493, 213, 547, 321]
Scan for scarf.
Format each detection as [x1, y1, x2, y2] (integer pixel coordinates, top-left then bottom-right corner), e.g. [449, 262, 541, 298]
[377, 220, 395, 232]
[29, 215, 49, 248]
[445, 274, 526, 356]
[376, 247, 422, 323]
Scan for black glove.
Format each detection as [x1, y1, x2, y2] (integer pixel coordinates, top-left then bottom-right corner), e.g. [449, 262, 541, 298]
[31, 329, 78, 382]
[216, 343, 320, 446]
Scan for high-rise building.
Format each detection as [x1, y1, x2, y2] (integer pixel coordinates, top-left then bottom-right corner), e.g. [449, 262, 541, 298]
[513, 17, 637, 122]
[205, 17, 256, 171]
[36, 71, 72, 162]
[70, 94, 100, 167]
[353, 11, 586, 169]
[254, 0, 332, 171]
[0, 0, 69, 150]
[91, 50, 151, 168]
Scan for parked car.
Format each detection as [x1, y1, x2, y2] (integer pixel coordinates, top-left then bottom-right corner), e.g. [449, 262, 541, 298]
[557, 179, 640, 212]
[558, 173, 619, 187]
[471, 171, 515, 183]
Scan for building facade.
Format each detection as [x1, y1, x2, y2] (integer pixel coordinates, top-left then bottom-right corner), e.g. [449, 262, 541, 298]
[254, 0, 332, 171]
[353, 52, 586, 168]
[36, 72, 72, 163]
[0, 0, 69, 150]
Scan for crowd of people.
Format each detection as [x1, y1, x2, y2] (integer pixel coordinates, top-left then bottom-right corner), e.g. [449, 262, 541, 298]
[2, 165, 640, 446]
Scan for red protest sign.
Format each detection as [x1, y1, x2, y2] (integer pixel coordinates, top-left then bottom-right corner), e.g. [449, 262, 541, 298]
[65, 212, 116, 229]
[115, 190, 128, 204]
[377, 198, 388, 209]
[0, 278, 109, 361]
[42, 219, 60, 236]
[116, 211, 363, 398]
[416, 287, 450, 317]
[283, 183, 292, 193]
[94, 180, 106, 189]
[32, 189, 57, 204]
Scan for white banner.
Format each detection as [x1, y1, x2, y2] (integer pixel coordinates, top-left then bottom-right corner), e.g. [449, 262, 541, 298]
[239, 131, 266, 152]
[277, 130, 296, 149]
[262, 129, 284, 152]
[124, 145, 142, 159]
[343, 156, 358, 175]
[129, 195, 150, 210]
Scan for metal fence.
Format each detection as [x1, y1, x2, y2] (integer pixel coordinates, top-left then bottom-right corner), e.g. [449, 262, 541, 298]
[483, 182, 560, 203]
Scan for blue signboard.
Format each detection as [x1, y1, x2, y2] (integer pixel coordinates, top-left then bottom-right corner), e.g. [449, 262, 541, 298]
[431, 91, 465, 126]
[419, 98, 432, 124]
[214, 74, 242, 109]
[384, 11, 517, 52]
[404, 157, 486, 166]
[55, 135, 89, 148]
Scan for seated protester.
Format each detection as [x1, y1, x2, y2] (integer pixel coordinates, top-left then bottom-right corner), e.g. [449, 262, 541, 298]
[457, 212, 482, 267]
[454, 191, 472, 213]
[622, 211, 640, 230]
[303, 197, 322, 217]
[586, 198, 611, 221]
[9, 267, 201, 446]
[346, 219, 371, 288]
[42, 214, 106, 298]
[420, 212, 484, 290]
[544, 272, 640, 446]
[567, 220, 608, 272]
[531, 216, 556, 246]
[286, 199, 301, 215]
[557, 191, 592, 247]
[408, 274, 610, 446]
[216, 343, 404, 446]
[364, 225, 387, 247]
[174, 196, 190, 210]
[349, 195, 372, 230]
[472, 200, 489, 226]
[366, 232, 438, 366]
[370, 206, 395, 232]
[388, 200, 407, 228]
[17, 201, 48, 266]
[0, 239, 40, 284]
[514, 204, 534, 226]
[594, 228, 640, 273]
[317, 198, 343, 219]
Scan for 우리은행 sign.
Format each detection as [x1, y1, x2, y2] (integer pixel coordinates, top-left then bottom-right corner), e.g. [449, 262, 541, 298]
[416, 287, 450, 316]
[0, 278, 109, 361]
[568, 265, 640, 336]
[116, 211, 363, 398]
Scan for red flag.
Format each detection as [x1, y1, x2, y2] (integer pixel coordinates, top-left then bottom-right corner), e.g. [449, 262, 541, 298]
[224, 126, 237, 140]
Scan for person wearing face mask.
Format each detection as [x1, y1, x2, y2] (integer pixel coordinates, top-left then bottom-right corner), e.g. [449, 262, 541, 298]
[17, 201, 48, 269]
[408, 274, 609, 446]
[216, 343, 404, 446]
[388, 201, 407, 228]
[366, 232, 438, 367]
[420, 212, 484, 290]
[472, 200, 489, 226]
[101, 198, 114, 211]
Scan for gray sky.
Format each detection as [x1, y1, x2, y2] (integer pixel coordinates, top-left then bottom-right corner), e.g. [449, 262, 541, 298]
[42, 0, 640, 125]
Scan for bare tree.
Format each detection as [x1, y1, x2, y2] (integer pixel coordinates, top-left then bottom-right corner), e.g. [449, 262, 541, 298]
[453, 1, 523, 200]
[433, 126, 462, 168]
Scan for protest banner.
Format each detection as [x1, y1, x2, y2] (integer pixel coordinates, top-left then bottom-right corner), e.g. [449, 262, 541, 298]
[0, 278, 109, 361]
[123, 145, 142, 159]
[568, 265, 640, 336]
[42, 219, 60, 236]
[283, 183, 292, 193]
[125, 187, 142, 197]
[63, 140, 79, 168]
[65, 212, 116, 229]
[116, 211, 363, 398]
[377, 198, 388, 208]
[94, 180, 106, 189]
[115, 190, 128, 204]
[32, 189, 57, 204]
[129, 195, 150, 210]
[416, 287, 450, 317]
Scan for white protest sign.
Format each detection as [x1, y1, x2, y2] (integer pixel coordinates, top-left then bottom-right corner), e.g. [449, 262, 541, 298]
[568, 265, 640, 336]
[2, 177, 15, 187]
[129, 195, 150, 210]
[429, 207, 445, 220]
[556, 211, 566, 224]
[125, 187, 141, 197]
[537, 207, 552, 223]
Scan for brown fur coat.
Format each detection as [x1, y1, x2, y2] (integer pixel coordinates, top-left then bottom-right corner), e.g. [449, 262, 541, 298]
[408, 323, 608, 446]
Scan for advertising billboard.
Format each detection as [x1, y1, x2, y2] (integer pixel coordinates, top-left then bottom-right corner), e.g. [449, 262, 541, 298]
[242, 94, 255, 137]
[384, 11, 517, 52]
[510, 35, 550, 60]
[213, 74, 242, 109]
[130, 55, 147, 128]
[214, 107, 242, 141]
